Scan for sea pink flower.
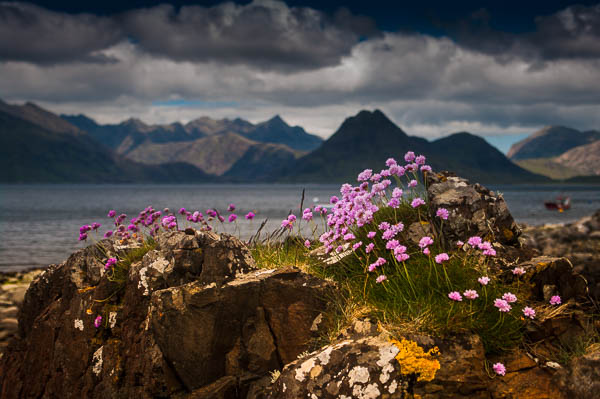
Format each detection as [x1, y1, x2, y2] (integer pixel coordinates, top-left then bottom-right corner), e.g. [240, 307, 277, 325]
[415, 155, 426, 165]
[94, 315, 102, 328]
[395, 253, 410, 262]
[78, 233, 87, 241]
[378, 222, 390, 231]
[478, 276, 491, 286]
[464, 290, 479, 300]
[108, 210, 116, 218]
[382, 229, 397, 240]
[512, 267, 526, 276]
[435, 253, 449, 264]
[343, 233, 356, 241]
[103, 231, 113, 238]
[419, 236, 434, 248]
[502, 293, 517, 303]
[493, 363, 506, 376]
[448, 291, 462, 301]
[245, 212, 255, 220]
[228, 214, 237, 223]
[436, 208, 449, 220]
[408, 180, 418, 188]
[404, 151, 416, 163]
[411, 197, 425, 208]
[336, 245, 343, 253]
[392, 187, 403, 198]
[304, 240, 311, 248]
[423, 247, 430, 255]
[386, 158, 397, 167]
[365, 243, 375, 253]
[357, 169, 373, 182]
[550, 295, 562, 305]
[367, 231, 376, 239]
[456, 240, 464, 247]
[386, 239, 400, 250]
[494, 299, 512, 312]
[352, 241, 363, 251]
[104, 258, 117, 270]
[522, 307, 536, 319]
[420, 165, 432, 172]
[468, 236, 482, 247]
[376, 275, 387, 283]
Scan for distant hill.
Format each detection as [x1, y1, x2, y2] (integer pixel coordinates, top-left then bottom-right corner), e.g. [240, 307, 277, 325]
[0, 102, 213, 183]
[283, 110, 546, 184]
[554, 140, 600, 176]
[239, 115, 323, 152]
[513, 158, 582, 180]
[507, 126, 600, 160]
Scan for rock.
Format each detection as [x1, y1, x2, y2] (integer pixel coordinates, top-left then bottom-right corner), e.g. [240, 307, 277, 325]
[0, 231, 333, 398]
[426, 172, 521, 246]
[558, 347, 600, 399]
[516, 256, 588, 302]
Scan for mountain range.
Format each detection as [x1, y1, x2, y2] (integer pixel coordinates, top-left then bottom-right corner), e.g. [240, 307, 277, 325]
[508, 126, 600, 179]
[2, 98, 595, 184]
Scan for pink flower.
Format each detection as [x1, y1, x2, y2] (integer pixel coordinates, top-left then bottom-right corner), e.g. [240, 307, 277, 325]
[456, 240, 464, 247]
[343, 233, 356, 241]
[436, 208, 449, 220]
[463, 290, 479, 300]
[228, 214, 237, 223]
[386, 239, 400, 250]
[418, 236, 434, 248]
[493, 362, 506, 376]
[435, 253, 449, 264]
[227, 203, 236, 212]
[376, 275, 387, 283]
[467, 236, 482, 247]
[478, 276, 490, 285]
[522, 307, 536, 319]
[502, 293, 517, 303]
[108, 210, 116, 218]
[404, 151, 415, 162]
[382, 229, 397, 240]
[385, 158, 397, 167]
[365, 243, 375, 253]
[423, 247, 430, 255]
[512, 267, 525, 276]
[408, 180, 418, 188]
[368, 257, 387, 272]
[494, 299, 512, 312]
[448, 291, 462, 301]
[245, 212, 255, 220]
[357, 169, 373, 182]
[550, 295, 562, 305]
[395, 253, 410, 262]
[420, 165, 432, 172]
[104, 258, 117, 271]
[352, 241, 363, 251]
[94, 315, 103, 328]
[367, 231, 376, 239]
[415, 155, 426, 165]
[304, 240, 311, 248]
[378, 222, 390, 231]
[411, 197, 425, 208]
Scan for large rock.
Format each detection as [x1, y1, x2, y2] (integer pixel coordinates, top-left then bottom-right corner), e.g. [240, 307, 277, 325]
[426, 172, 521, 246]
[558, 348, 600, 399]
[0, 230, 333, 398]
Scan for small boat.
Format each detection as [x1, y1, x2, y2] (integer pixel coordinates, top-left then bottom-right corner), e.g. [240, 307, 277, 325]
[544, 196, 571, 212]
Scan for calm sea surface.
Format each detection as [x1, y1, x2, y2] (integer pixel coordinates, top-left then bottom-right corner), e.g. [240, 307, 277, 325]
[1, 183, 599, 271]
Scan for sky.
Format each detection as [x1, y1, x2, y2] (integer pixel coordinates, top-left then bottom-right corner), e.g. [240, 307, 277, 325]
[1, 0, 600, 152]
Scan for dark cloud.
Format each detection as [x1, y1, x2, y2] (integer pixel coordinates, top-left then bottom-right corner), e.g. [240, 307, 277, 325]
[0, 2, 123, 64]
[121, 1, 379, 71]
[450, 3, 600, 63]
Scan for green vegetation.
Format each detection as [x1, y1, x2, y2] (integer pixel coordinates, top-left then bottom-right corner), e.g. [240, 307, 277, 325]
[514, 158, 582, 180]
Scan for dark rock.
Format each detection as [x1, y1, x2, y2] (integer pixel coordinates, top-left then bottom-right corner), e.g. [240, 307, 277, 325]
[426, 172, 521, 246]
[558, 348, 600, 399]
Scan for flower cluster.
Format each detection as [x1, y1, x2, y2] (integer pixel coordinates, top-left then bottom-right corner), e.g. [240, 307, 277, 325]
[467, 236, 497, 256]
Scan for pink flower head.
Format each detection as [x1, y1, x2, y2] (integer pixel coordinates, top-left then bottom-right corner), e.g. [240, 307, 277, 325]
[287, 214, 297, 223]
[302, 208, 313, 221]
[404, 151, 416, 163]
[422, 247, 430, 255]
[502, 292, 517, 303]
[352, 241, 363, 251]
[382, 229, 397, 240]
[483, 248, 497, 256]
[408, 179, 418, 188]
[456, 240, 464, 247]
[357, 169, 373, 182]
[393, 245, 407, 255]
[94, 315, 103, 328]
[103, 231, 113, 238]
[78, 233, 88, 241]
[395, 253, 410, 262]
[418, 236, 434, 248]
[336, 245, 343, 253]
[179, 207, 187, 215]
[463, 289, 479, 300]
[343, 233, 356, 241]
[415, 155, 426, 165]
[376, 275, 387, 283]
[386, 239, 400, 250]
[227, 203, 236, 212]
[478, 276, 490, 285]
[435, 253, 449, 264]
[367, 231, 376, 239]
[512, 267, 526, 276]
[378, 222, 390, 231]
[436, 208, 449, 220]
[387, 198, 400, 208]
[522, 307, 536, 319]
[304, 240, 311, 248]
[281, 219, 291, 229]
[550, 295, 562, 305]
[108, 210, 116, 218]
[228, 214, 237, 223]
[245, 211, 255, 220]
[104, 257, 117, 270]
[494, 299, 512, 312]
[420, 165, 432, 173]
[330, 196, 339, 204]
[365, 243, 375, 253]
[392, 187, 403, 198]
[493, 363, 506, 376]
[448, 291, 462, 301]
[385, 158, 397, 167]
[467, 236, 482, 247]
[411, 197, 425, 208]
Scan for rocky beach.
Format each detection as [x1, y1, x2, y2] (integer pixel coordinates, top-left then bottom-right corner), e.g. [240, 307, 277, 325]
[0, 172, 598, 398]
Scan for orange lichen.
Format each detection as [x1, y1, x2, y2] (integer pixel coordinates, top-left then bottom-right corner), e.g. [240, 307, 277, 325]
[390, 338, 441, 382]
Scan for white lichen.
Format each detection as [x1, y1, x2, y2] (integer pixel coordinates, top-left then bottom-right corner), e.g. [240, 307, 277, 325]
[317, 345, 333, 365]
[109, 312, 117, 329]
[295, 358, 316, 382]
[388, 380, 398, 394]
[353, 383, 380, 399]
[74, 319, 84, 331]
[379, 363, 394, 384]
[255, 269, 276, 276]
[92, 346, 103, 376]
[348, 366, 370, 386]
[310, 313, 323, 332]
[376, 345, 399, 368]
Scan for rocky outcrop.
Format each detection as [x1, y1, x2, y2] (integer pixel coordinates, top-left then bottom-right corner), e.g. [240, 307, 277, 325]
[426, 171, 521, 246]
[0, 231, 333, 398]
[523, 210, 600, 300]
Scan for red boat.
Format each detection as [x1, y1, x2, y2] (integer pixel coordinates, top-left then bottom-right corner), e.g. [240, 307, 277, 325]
[544, 196, 571, 212]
